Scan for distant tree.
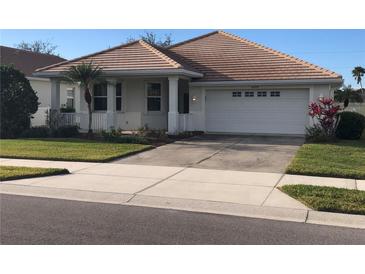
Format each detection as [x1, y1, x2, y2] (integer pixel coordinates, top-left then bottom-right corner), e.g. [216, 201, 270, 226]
[0, 65, 39, 138]
[352, 66, 365, 92]
[126, 32, 173, 47]
[16, 40, 59, 55]
[334, 85, 363, 109]
[63, 62, 104, 135]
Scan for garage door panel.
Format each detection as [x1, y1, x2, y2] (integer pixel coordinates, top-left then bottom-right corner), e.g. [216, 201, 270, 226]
[205, 89, 308, 134]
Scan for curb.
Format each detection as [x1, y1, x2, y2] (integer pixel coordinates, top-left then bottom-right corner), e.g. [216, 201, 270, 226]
[1, 183, 364, 230]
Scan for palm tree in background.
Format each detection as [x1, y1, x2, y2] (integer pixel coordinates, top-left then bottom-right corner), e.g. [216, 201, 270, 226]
[64, 61, 103, 135]
[352, 66, 365, 93]
[334, 85, 363, 109]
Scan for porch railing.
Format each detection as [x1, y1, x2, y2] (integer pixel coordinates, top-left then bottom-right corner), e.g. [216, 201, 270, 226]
[56, 112, 108, 132]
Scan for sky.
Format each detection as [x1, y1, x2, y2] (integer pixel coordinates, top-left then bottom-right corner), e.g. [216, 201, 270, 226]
[1, 29, 364, 87]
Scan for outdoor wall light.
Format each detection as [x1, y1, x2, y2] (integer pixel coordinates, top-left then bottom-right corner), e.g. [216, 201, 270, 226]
[192, 96, 198, 102]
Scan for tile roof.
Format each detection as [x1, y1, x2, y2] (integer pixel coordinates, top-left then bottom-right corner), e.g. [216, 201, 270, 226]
[35, 31, 342, 82]
[0, 45, 65, 76]
[168, 31, 342, 82]
[36, 40, 194, 73]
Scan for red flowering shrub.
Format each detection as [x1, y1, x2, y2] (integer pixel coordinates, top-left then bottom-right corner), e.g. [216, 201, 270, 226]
[308, 97, 341, 138]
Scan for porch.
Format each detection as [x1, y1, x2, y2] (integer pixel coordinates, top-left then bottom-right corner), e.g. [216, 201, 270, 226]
[50, 76, 200, 134]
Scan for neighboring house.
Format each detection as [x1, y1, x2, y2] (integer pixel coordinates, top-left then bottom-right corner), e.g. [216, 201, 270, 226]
[34, 31, 343, 135]
[0, 45, 77, 126]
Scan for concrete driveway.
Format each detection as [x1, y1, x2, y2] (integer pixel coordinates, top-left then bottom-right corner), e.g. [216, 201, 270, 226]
[113, 135, 304, 173]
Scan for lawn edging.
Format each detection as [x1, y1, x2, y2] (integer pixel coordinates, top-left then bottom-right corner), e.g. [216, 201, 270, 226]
[0, 166, 69, 181]
[279, 184, 365, 216]
[0, 139, 153, 163]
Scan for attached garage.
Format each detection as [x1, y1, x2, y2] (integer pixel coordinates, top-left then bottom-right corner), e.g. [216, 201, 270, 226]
[205, 89, 309, 135]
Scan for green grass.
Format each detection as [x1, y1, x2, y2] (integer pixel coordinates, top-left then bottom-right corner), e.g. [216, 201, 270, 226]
[280, 184, 365, 215]
[286, 140, 365, 179]
[0, 165, 69, 181]
[0, 139, 152, 162]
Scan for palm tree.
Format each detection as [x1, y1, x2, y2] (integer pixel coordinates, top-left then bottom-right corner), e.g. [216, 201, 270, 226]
[352, 66, 365, 93]
[334, 85, 363, 109]
[64, 61, 103, 134]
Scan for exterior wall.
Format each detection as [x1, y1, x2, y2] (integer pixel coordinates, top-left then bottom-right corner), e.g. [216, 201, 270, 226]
[111, 77, 168, 130]
[29, 77, 78, 126]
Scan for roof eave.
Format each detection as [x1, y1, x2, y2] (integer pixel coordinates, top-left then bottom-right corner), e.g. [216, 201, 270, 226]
[33, 68, 203, 79]
[190, 78, 343, 87]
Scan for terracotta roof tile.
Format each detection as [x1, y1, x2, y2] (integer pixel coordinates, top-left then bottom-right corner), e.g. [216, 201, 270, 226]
[36, 40, 188, 73]
[0, 46, 65, 76]
[35, 31, 342, 83]
[168, 30, 342, 81]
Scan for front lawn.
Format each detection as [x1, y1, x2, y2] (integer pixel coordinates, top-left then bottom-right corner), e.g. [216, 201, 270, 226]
[286, 140, 365, 179]
[0, 139, 152, 162]
[280, 184, 365, 215]
[0, 165, 69, 181]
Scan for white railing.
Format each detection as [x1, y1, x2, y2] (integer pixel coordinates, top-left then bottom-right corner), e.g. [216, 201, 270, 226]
[91, 112, 108, 132]
[57, 112, 108, 132]
[59, 113, 80, 127]
[178, 113, 192, 132]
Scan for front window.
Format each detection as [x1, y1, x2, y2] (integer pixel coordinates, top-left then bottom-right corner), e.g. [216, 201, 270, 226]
[116, 83, 122, 111]
[66, 88, 75, 108]
[147, 83, 161, 111]
[93, 83, 107, 111]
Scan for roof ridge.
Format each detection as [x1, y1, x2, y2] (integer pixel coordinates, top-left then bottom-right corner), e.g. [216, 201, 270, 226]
[138, 40, 181, 68]
[168, 30, 220, 49]
[217, 31, 341, 78]
[35, 40, 141, 72]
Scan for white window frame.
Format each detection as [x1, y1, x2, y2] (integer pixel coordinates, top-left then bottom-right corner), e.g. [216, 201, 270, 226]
[232, 91, 242, 97]
[145, 82, 163, 113]
[257, 91, 267, 97]
[66, 88, 75, 108]
[270, 91, 281, 97]
[116, 82, 123, 112]
[245, 91, 254, 97]
[93, 83, 108, 112]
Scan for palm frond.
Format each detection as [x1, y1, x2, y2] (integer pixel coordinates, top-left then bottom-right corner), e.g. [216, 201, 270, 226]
[63, 61, 103, 87]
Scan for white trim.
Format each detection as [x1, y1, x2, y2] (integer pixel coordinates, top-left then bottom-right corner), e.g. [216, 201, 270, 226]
[33, 69, 203, 78]
[190, 78, 343, 87]
[27, 76, 50, 82]
[145, 81, 164, 114]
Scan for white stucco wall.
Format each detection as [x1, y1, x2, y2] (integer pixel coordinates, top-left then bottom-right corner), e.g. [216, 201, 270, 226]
[114, 77, 168, 130]
[29, 77, 78, 126]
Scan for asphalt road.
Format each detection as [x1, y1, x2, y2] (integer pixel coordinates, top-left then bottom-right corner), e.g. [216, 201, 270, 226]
[1, 194, 364, 244]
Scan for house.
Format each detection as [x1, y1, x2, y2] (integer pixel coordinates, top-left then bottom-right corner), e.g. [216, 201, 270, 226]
[34, 31, 343, 135]
[0, 45, 77, 126]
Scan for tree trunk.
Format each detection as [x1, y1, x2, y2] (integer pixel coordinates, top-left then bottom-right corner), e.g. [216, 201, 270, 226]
[87, 102, 92, 135]
[84, 86, 93, 136]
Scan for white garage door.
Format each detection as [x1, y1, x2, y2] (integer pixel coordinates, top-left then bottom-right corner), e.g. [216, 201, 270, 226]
[205, 89, 309, 135]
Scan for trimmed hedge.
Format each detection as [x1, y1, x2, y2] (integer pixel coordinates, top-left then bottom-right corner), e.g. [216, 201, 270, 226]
[102, 131, 149, 144]
[20, 125, 79, 138]
[336, 111, 365, 140]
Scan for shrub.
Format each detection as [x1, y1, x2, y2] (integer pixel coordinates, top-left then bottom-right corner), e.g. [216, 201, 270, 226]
[0, 65, 39, 138]
[305, 124, 333, 142]
[336, 111, 365, 140]
[20, 126, 51, 138]
[53, 125, 80, 138]
[308, 97, 341, 139]
[102, 130, 149, 144]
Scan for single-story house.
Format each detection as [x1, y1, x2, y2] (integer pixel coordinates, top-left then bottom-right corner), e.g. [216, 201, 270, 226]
[0, 45, 78, 126]
[34, 31, 343, 135]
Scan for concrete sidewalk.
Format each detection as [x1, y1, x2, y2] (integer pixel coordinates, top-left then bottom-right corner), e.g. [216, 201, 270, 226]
[1, 157, 364, 229]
